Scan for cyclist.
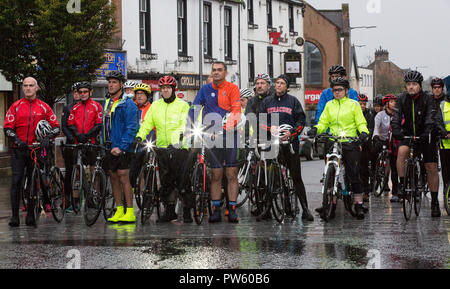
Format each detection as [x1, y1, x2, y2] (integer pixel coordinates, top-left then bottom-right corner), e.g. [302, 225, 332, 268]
[373, 96, 383, 115]
[61, 82, 81, 211]
[313, 77, 370, 220]
[66, 82, 103, 209]
[245, 73, 273, 146]
[4, 77, 60, 227]
[240, 88, 252, 113]
[124, 80, 137, 99]
[373, 94, 400, 202]
[188, 61, 242, 223]
[431, 78, 445, 104]
[259, 74, 314, 221]
[436, 91, 450, 192]
[310, 66, 359, 159]
[392, 70, 440, 217]
[358, 94, 375, 202]
[102, 71, 140, 223]
[134, 76, 193, 223]
[129, 83, 155, 190]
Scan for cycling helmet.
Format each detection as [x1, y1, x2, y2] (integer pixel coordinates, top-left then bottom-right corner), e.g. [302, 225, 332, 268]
[77, 81, 92, 90]
[133, 83, 152, 96]
[159, 76, 177, 88]
[404, 70, 423, 84]
[240, 88, 254, 99]
[329, 65, 347, 76]
[36, 120, 52, 142]
[358, 94, 368, 102]
[382, 94, 396, 106]
[374, 96, 383, 106]
[222, 113, 247, 131]
[278, 124, 293, 138]
[330, 77, 350, 89]
[106, 71, 126, 82]
[431, 77, 444, 88]
[124, 80, 138, 89]
[71, 82, 80, 91]
[255, 73, 272, 85]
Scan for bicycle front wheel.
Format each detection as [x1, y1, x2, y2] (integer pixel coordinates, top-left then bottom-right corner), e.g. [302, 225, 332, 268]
[84, 170, 106, 226]
[71, 165, 83, 214]
[134, 166, 148, 210]
[321, 164, 336, 222]
[403, 161, 415, 220]
[444, 183, 450, 216]
[141, 167, 156, 225]
[271, 165, 285, 224]
[103, 177, 115, 221]
[414, 162, 424, 216]
[192, 164, 207, 225]
[49, 167, 66, 223]
[372, 155, 388, 197]
[29, 167, 42, 225]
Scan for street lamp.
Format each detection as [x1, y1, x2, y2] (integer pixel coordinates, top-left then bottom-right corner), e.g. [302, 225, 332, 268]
[351, 26, 377, 30]
[415, 66, 428, 71]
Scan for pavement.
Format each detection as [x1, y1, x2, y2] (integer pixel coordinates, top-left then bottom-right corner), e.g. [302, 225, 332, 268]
[0, 159, 449, 269]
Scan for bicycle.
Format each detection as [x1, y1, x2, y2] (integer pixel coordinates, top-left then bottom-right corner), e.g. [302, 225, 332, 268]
[137, 141, 167, 225]
[401, 136, 426, 220]
[444, 183, 450, 216]
[316, 134, 359, 222]
[63, 143, 92, 214]
[372, 140, 390, 197]
[28, 143, 65, 224]
[253, 125, 299, 224]
[82, 143, 110, 226]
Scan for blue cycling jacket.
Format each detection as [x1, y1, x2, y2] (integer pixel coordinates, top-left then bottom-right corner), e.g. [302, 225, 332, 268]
[110, 96, 139, 152]
[314, 88, 359, 125]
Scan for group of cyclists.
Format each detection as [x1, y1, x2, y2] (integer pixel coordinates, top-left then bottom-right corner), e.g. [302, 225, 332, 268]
[4, 61, 449, 228]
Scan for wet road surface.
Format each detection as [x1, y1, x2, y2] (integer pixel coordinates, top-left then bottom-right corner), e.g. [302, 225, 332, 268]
[0, 160, 449, 269]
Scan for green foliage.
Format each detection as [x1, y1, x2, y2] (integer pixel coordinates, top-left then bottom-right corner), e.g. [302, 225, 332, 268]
[0, 0, 116, 107]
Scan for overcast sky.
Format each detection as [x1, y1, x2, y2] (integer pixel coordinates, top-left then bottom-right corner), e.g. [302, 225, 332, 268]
[305, 0, 450, 79]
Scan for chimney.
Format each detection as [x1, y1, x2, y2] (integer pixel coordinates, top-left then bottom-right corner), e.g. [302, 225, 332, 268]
[375, 46, 389, 62]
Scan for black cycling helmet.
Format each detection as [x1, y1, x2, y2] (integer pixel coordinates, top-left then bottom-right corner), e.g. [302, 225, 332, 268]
[77, 81, 92, 91]
[404, 70, 423, 84]
[330, 77, 350, 89]
[329, 65, 347, 76]
[431, 77, 444, 88]
[71, 82, 80, 91]
[374, 96, 383, 106]
[106, 71, 126, 83]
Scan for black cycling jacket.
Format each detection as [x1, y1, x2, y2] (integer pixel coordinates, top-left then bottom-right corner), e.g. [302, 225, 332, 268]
[391, 91, 435, 140]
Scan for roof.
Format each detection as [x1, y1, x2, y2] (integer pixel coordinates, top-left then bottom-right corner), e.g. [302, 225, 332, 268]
[317, 10, 343, 30]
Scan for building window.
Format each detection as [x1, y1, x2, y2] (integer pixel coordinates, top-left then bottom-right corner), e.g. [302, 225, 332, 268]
[203, 2, 212, 57]
[224, 7, 232, 60]
[248, 44, 255, 83]
[289, 5, 294, 32]
[248, 0, 254, 24]
[267, 0, 273, 28]
[139, 0, 151, 52]
[267, 47, 273, 78]
[305, 41, 323, 85]
[177, 0, 187, 56]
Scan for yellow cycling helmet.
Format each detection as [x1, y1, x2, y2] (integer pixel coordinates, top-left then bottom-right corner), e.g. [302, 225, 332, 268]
[133, 83, 152, 95]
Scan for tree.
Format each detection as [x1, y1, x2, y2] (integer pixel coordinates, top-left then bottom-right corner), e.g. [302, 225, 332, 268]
[0, 0, 116, 107]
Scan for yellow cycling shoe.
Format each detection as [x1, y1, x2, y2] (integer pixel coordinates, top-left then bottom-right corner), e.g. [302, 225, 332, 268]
[107, 206, 125, 223]
[117, 207, 136, 223]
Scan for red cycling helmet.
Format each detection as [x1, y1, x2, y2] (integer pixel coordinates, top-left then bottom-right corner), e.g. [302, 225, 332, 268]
[358, 94, 368, 102]
[159, 76, 177, 88]
[382, 94, 396, 106]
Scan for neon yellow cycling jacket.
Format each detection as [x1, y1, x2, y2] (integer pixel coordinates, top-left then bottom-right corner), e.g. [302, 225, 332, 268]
[316, 96, 369, 139]
[136, 97, 190, 148]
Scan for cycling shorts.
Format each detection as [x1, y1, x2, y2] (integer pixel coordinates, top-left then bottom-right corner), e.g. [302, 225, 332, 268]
[399, 138, 438, 163]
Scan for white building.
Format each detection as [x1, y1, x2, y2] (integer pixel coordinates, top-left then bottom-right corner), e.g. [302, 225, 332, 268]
[115, 0, 306, 104]
[358, 67, 374, 102]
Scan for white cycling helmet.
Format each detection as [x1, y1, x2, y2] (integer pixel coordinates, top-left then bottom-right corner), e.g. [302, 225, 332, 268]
[222, 113, 247, 131]
[124, 80, 138, 89]
[278, 124, 293, 138]
[240, 87, 254, 99]
[36, 120, 52, 141]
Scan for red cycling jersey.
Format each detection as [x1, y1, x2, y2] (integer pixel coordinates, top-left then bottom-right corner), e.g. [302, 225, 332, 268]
[67, 98, 103, 143]
[4, 98, 60, 145]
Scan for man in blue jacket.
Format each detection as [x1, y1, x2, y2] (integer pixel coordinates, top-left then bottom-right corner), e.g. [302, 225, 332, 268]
[314, 65, 359, 126]
[103, 71, 140, 223]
